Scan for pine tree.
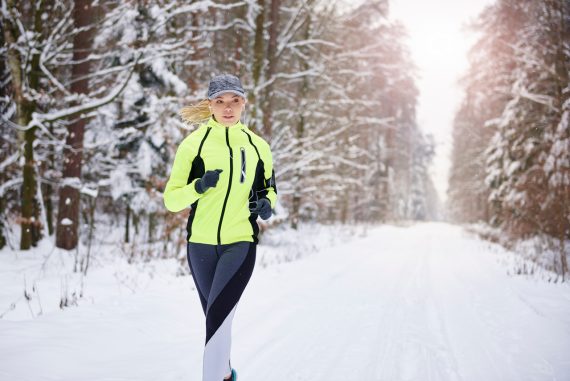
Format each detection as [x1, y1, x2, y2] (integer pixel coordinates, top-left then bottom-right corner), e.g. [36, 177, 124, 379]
[451, 0, 569, 277]
[449, 0, 524, 224]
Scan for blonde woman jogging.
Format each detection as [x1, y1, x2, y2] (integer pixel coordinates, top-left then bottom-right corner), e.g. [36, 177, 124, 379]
[163, 74, 277, 381]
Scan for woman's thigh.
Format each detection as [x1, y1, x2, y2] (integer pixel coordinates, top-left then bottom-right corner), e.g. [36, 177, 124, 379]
[207, 242, 256, 311]
[204, 242, 256, 339]
[187, 242, 218, 314]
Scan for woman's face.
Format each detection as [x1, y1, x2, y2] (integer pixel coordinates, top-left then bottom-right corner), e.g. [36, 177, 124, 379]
[209, 93, 246, 126]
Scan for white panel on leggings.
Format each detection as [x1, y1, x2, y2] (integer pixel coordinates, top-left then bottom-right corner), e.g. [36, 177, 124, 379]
[202, 305, 237, 381]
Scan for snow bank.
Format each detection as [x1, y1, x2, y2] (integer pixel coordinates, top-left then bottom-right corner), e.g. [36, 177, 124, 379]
[0, 222, 364, 321]
[465, 223, 570, 283]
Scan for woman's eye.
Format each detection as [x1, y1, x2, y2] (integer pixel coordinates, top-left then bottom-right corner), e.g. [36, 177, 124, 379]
[234, 98, 239, 102]
[216, 100, 223, 104]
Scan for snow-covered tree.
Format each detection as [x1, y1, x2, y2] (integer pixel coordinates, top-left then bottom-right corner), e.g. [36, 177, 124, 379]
[486, 0, 569, 243]
[0, 10, 16, 249]
[1, 0, 139, 251]
[450, 0, 569, 276]
[448, 0, 523, 224]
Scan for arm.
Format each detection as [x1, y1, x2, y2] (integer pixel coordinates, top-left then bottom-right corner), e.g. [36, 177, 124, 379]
[258, 141, 278, 209]
[163, 136, 203, 212]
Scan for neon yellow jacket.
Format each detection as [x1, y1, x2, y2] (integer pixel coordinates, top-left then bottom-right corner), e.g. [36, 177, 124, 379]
[163, 118, 277, 245]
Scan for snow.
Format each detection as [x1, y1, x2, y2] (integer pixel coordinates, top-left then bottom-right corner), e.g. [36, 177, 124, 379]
[1, 223, 569, 381]
[29, 54, 140, 127]
[136, 140, 154, 179]
[0, 177, 22, 197]
[130, 191, 160, 214]
[60, 218, 73, 226]
[80, 185, 99, 198]
[108, 166, 135, 200]
[60, 176, 82, 189]
[150, 59, 188, 96]
[506, 160, 520, 176]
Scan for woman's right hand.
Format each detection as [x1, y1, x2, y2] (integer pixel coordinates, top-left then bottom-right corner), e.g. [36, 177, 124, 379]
[195, 169, 223, 194]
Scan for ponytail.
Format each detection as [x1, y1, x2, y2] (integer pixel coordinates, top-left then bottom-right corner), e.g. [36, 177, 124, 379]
[179, 99, 211, 125]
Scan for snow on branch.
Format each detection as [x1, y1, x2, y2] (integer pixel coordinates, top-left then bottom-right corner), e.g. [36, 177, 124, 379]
[28, 53, 142, 127]
[517, 85, 557, 112]
[0, 177, 22, 197]
[285, 39, 339, 49]
[257, 69, 322, 92]
[0, 151, 19, 173]
[151, 0, 247, 33]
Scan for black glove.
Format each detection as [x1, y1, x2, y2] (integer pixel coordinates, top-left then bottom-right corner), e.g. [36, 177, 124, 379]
[249, 198, 272, 220]
[195, 169, 223, 194]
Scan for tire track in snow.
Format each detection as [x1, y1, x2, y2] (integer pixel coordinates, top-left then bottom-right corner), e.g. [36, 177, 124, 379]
[371, 230, 462, 381]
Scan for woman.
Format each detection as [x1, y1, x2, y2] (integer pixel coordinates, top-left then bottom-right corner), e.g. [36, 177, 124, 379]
[163, 74, 277, 381]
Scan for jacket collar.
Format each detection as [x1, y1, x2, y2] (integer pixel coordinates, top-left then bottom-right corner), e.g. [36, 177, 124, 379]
[206, 117, 246, 130]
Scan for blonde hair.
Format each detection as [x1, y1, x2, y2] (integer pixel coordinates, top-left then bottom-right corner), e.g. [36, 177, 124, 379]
[179, 99, 211, 125]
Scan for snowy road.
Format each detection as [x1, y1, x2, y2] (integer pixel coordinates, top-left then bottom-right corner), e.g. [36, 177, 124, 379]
[1, 223, 570, 381]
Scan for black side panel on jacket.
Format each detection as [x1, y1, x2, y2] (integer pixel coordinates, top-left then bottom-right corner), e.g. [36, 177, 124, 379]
[186, 128, 211, 242]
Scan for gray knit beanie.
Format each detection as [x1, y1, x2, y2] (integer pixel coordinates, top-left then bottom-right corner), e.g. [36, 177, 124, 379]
[207, 74, 246, 99]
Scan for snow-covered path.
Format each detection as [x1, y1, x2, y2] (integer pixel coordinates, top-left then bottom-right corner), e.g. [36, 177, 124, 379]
[1, 223, 569, 381]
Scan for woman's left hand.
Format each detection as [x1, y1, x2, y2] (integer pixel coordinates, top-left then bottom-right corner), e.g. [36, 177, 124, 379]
[249, 198, 272, 220]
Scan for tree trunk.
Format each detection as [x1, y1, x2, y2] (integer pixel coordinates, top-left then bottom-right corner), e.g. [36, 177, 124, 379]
[560, 234, 568, 280]
[261, 0, 280, 140]
[0, 15, 13, 249]
[36, 119, 55, 236]
[148, 211, 156, 243]
[290, 14, 310, 230]
[44, 122, 55, 235]
[125, 202, 131, 243]
[56, 0, 95, 250]
[4, 0, 44, 249]
[83, 196, 96, 275]
[234, 4, 247, 76]
[21, 120, 40, 248]
[249, 0, 265, 134]
[0, 197, 5, 248]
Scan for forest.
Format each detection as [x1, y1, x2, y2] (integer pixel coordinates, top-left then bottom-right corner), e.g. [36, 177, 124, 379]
[447, 0, 569, 277]
[1, 0, 437, 260]
[1, 0, 568, 277]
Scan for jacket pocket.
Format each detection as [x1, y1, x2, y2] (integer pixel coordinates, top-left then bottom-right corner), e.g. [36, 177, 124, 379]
[240, 147, 246, 183]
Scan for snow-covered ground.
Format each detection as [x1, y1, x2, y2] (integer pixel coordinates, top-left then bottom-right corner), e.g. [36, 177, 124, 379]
[1, 222, 569, 381]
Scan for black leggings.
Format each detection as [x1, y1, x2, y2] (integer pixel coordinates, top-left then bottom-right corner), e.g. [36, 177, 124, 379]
[187, 241, 256, 381]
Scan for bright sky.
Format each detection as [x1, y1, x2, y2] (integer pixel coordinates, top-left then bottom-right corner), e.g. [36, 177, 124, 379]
[388, 0, 495, 204]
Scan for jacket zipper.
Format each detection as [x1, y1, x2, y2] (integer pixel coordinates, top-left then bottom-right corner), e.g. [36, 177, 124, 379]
[217, 126, 233, 245]
[240, 147, 246, 183]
